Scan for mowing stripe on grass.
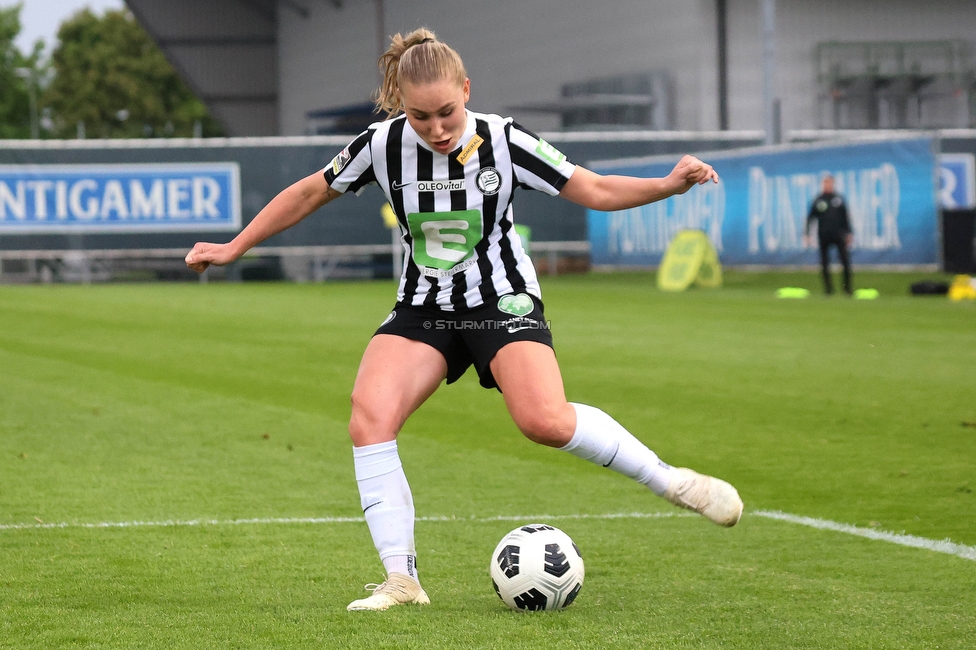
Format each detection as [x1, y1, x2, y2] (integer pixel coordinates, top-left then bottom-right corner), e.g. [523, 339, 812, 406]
[0, 511, 692, 532]
[754, 510, 976, 562]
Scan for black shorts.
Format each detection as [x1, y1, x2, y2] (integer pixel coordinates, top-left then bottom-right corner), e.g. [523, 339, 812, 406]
[374, 293, 553, 390]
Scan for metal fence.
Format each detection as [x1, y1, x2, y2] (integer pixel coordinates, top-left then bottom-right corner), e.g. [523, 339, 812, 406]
[0, 241, 592, 284]
[0, 131, 758, 283]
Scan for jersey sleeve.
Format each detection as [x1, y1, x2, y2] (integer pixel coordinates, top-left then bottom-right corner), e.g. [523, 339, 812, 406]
[506, 121, 577, 196]
[322, 128, 376, 195]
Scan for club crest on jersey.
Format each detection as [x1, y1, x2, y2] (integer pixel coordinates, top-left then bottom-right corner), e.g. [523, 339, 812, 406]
[476, 167, 501, 195]
[331, 147, 351, 175]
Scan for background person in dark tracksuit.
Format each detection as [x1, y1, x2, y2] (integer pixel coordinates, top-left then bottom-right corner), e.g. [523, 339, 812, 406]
[805, 175, 853, 295]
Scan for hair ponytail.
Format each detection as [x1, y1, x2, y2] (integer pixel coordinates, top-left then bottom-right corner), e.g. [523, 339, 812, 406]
[375, 28, 467, 118]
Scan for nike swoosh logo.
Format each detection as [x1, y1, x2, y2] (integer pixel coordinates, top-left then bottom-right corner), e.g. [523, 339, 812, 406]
[391, 180, 412, 191]
[363, 501, 384, 513]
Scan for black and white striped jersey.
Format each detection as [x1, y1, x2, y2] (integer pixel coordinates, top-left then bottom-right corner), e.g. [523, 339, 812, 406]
[323, 110, 576, 311]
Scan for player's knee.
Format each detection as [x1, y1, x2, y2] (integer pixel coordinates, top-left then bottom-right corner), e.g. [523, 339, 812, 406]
[513, 403, 574, 448]
[349, 390, 401, 443]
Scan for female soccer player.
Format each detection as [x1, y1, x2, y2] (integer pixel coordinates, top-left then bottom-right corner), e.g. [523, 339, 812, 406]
[186, 28, 742, 612]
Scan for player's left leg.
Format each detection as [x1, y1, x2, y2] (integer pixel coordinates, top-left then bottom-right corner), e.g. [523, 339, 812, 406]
[837, 238, 853, 295]
[490, 341, 742, 526]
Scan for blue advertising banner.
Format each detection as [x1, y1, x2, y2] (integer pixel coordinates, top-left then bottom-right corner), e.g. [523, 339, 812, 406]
[588, 138, 938, 266]
[938, 153, 975, 209]
[0, 163, 241, 233]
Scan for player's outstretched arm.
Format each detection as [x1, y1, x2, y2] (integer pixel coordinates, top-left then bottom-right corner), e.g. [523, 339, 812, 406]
[185, 172, 340, 273]
[559, 154, 719, 212]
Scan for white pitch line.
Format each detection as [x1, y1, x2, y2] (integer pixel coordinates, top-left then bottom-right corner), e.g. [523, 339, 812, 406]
[6, 510, 975, 563]
[0, 511, 691, 532]
[754, 510, 976, 563]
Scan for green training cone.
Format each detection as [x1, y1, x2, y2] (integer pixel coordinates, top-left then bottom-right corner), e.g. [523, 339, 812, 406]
[853, 288, 880, 300]
[776, 287, 811, 299]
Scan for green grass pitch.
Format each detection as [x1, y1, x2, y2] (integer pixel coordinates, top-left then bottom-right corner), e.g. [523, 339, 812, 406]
[1, 271, 974, 649]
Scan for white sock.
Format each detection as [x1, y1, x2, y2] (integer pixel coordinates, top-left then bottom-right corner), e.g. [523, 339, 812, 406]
[353, 440, 419, 584]
[560, 403, 673, 496]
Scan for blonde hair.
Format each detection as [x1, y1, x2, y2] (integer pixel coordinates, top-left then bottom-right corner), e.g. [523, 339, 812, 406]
[375, 28, 467, 118]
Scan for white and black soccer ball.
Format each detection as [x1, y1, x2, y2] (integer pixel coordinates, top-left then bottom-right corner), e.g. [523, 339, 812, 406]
[489, 524, 585, 611]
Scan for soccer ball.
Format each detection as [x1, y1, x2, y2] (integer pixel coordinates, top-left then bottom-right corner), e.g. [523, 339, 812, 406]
[489, 524, 585, 611]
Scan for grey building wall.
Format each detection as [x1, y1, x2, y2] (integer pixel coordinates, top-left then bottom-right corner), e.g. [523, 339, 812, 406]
[277, 0, 975, 137]
[127, 0, 976, 135]
[278, 0, 720, 135]
[726, 0, 976, 134]
[126, 0, 279, 136]
[123, 1, 976, 137]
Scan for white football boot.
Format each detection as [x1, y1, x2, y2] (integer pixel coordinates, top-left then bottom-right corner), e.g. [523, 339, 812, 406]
[346, 573, 430, 611]
[663, 467, 743, 527]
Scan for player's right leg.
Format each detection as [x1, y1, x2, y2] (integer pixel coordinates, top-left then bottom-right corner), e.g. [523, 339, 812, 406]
[346, 334, 447, 611]
[819, 242, 834, 294]
[490, 341, 742, 528]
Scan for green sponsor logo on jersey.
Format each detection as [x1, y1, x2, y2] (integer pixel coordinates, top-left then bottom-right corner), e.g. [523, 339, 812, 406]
[497, 293, 534, 316]
[406, 210, 482, 271]
[535, 139, 566, 166]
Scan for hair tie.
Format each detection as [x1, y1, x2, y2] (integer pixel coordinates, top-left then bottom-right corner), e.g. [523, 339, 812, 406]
[419, 38, 434, 44]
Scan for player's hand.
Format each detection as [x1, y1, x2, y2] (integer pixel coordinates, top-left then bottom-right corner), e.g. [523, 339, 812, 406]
[668, 155, 719, 195]
[185, 242, 237, 273]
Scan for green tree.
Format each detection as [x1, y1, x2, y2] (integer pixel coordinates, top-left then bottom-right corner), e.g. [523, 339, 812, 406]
[0, 3, 43, 139]
[43, 8, 223, 138]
